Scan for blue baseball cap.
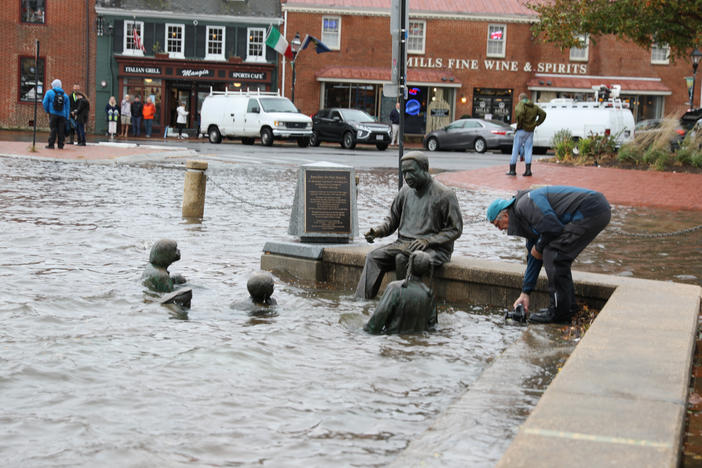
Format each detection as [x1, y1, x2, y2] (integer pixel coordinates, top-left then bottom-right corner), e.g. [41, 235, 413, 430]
[486, 198, 515, 222]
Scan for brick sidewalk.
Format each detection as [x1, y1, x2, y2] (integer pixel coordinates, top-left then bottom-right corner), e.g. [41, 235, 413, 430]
[0, 140, 189, 161]
[436, 160, 702, 211]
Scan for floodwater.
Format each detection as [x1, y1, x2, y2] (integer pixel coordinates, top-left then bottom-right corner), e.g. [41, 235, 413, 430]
[1, 156, 700, 467]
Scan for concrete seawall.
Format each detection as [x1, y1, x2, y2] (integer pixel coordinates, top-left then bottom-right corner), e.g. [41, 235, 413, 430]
[261, 242, 701, 467]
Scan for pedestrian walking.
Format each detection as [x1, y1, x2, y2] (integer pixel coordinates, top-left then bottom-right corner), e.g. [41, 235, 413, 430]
[143, 97, 155, 138]
[131, 96, 143, 137]
[508, 93, 546, 177]
[74, 92, 90, 146]
[42, 79, 70, 149]
[487, 185, 611, 323]
[176, 101, 188, 139]
[389, 101, 400, 146]
[105, 96, 119, 140]
[120, 94, 131, 138]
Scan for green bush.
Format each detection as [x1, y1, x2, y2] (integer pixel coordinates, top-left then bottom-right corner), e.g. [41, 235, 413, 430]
[552, 130, 574, 160]
[616, 143, 640, 164]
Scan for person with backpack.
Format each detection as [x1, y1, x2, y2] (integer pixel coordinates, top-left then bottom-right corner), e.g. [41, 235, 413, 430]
[42, 78, 70, 149]
[74, 92, 90, 146]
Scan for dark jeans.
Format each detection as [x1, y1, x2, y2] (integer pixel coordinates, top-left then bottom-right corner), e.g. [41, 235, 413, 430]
[48, 114, 66, 148]
[144, 118, 153, 137]
[132, 116, 142, 136]
[76, 121, 86, 144]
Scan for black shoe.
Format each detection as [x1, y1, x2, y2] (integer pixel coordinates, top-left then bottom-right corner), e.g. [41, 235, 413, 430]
[57, 146, 64, 149]
[45, 145, 54, 149]
[528, 308, 559, 324]
[77, 142, 86, 146]
[523, 164, 532, 177]
[506, 164, 517, 176]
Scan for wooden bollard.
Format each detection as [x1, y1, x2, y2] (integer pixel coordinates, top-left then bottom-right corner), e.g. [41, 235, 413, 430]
[182, 160, 208, 218]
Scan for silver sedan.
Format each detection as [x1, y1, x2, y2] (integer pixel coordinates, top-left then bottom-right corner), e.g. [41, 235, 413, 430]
[423, 118, 514, 153]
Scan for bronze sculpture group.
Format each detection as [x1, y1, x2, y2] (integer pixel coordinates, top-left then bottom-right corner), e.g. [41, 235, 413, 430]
[142, 151, 609, 332]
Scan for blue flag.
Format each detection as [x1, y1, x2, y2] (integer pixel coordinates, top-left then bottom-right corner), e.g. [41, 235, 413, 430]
[301, 34, 331, 53]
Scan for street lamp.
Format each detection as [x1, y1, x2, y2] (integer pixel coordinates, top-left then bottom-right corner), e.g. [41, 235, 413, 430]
[290, 32, 302, 104]
[690, 48, 702, 109]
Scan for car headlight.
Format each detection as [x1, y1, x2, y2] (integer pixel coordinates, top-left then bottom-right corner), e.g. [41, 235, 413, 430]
[357, 125, 371, 133]
[306, 122, 312, 129]
[273, 121, 286, 128]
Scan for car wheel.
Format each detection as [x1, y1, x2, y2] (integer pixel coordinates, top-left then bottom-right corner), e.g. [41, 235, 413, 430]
[260, 128, 274, 147]
[474, 137, 487, 153]
[342, 131, 356, 149]
[376, 143, 388, 151]
[310, 131, 320, 147]
[426, 137, 439, 152]
[208, 126, 221, 144]
[241, 137, 255, 145]
[297, 137, 310, 148]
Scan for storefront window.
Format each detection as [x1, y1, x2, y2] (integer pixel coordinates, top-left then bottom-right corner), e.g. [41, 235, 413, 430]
[19, 56, 44, 102]
[323, 83, 379, 116]
[472, 88, 513, 123]
[21, 0, 45, 24]
[123, 78, 162, 128]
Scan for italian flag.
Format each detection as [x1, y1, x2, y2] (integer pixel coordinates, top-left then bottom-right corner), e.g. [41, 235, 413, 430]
[266, 26, 292, 59]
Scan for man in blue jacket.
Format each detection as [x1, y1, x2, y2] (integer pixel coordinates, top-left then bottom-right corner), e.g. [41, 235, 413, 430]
[42, 79, 70, 149]
[487, 186, 611, 323]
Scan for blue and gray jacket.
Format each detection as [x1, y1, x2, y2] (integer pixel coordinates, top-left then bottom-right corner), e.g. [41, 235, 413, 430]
[42, 87, 70, 119]
[506, 185, 603, 293]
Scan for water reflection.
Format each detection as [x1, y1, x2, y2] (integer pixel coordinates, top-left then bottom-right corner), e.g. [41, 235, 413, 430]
[0, 156, 698, 467]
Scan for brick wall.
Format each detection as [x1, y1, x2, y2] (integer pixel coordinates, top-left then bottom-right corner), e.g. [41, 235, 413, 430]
[1, 0, 97, 131]
[283, 11, 693, 119]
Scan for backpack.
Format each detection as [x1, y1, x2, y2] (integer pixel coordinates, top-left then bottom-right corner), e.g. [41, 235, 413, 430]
[53, 90, 65, 113]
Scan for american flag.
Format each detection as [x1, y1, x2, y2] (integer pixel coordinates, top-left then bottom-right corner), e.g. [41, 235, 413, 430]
[132, 26, 145, 52]
[490, 30, 503, 40]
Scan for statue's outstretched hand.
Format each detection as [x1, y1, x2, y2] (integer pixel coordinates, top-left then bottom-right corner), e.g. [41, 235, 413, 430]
[408, 238, 428, 251]
[364, 228, 377, 243]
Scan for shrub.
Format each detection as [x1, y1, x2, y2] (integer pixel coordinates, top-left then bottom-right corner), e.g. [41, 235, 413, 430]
[616, 144, 641, 164]
[552, 129, 574, 160]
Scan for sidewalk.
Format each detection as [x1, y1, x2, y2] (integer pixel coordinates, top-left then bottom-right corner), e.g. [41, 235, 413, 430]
[0, 140, 194, 161]
[435, 159, 702, 211]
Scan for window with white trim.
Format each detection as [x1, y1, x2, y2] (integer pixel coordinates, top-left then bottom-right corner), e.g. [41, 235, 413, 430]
[407, 20, 425, 54]
[486, 24, 506, 58]
[247, 27, 266, 62]
[165, 23, 184, 58]
[206, 26, 225, 60]
[321, 16, 340, 50]
[569, 34, 589, 61]
[123, 20, 145, 56]
[651, 43, 670, 64]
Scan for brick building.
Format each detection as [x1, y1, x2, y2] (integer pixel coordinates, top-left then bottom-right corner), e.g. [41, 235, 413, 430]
[281, 0, 696, 135]
[1, 0, 97, 130]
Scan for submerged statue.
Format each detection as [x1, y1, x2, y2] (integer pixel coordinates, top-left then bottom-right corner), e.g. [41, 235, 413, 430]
[355, 151, 463, 299]
[364, 251, 437, 335]
[142, 239, 187, 293]
[247, 271, 277, 306]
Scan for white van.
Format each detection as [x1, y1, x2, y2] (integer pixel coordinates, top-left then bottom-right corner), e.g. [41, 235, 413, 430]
[199, 89, 313, 147]
[532, 97, 635, 153]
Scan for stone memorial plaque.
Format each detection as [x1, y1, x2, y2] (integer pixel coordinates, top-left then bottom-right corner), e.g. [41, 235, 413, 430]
[304, 170, 351, 234]
[288, 161, 358, 243]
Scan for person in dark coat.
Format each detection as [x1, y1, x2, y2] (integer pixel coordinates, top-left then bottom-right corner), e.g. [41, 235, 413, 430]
[131, 95, 144, 137]
[355, 151, 463, 299]
[364, 251, 437, 334]
[487, 185, 611, 323]
[73, 92, 90, 146]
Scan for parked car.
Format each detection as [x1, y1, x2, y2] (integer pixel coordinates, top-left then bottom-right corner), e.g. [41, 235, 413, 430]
[199, 90, 312, 147]
[423, 118, 514, 153]
[310, 108, 392, 150]
[634, 118, 663, 134]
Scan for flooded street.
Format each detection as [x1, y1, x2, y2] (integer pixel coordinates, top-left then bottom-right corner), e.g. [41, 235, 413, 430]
[1, 155, 700, 467]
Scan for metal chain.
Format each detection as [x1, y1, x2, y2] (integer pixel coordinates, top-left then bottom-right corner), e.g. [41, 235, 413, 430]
[206, 174, 293, 210]
[607, 223, 702, 238]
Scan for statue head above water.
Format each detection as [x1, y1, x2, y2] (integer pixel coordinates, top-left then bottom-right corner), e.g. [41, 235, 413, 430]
[247, 271, 275, 305]
[142, 239, 186, 293]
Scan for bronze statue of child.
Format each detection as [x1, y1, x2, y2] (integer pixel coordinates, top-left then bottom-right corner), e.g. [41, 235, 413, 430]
[364, 250, 437, 334]
[142, 239, 187, 293]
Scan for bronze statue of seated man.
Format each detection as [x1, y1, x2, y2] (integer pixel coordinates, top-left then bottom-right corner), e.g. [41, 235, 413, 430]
[355, 151, 463, 299]
[364, 251, 437, 334]
[142, 239, 187, 293]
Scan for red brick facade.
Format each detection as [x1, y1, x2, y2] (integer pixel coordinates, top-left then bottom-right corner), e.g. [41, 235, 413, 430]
[282, 7, 694, 127]
[1, 0, 96, 130]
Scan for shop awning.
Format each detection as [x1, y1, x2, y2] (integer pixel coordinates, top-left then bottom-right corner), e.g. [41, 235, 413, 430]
[527, 74, 671, 95]
[315, 66, 462, 87]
